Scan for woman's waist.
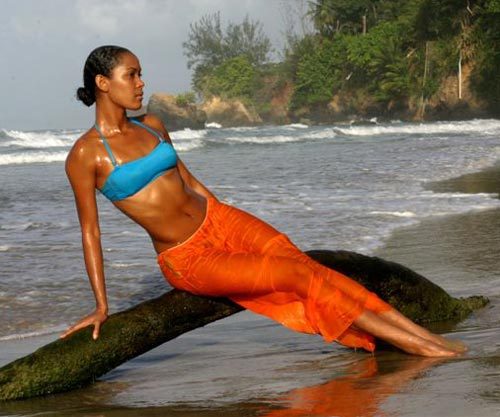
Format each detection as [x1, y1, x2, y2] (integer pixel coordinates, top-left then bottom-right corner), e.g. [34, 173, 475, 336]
[148, 195, 212, 253]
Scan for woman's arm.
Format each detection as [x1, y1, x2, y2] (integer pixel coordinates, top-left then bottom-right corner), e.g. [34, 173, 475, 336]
[60, 138, 108, 340]
[144, 114, 218, 200]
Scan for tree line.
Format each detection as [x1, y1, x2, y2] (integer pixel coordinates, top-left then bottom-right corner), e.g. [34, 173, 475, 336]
[182, 1, 500, 118]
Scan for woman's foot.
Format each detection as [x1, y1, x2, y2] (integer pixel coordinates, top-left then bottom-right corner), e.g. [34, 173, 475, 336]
[391, 334, 458, 357]
[430, 335, 468, 353]
[379, 310, 467, 353]
[353, 310, 460, 357]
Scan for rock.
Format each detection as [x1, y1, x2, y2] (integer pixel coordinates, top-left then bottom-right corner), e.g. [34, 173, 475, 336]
[259, 79, 293, 125]
[423, 63, 491, 120]
[308, 250, 487, 323]
[200, 96, 262, 127]
[147, 93, 207, 131]
[0, 292, 240, 402]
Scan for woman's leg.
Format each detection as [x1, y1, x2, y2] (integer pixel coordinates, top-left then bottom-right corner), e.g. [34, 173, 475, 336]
[376, 309, 467, 352]
[234, 223, 466, 355]
[353, 310, 458, 357]
[161, 201, 462, 356]
[185, 250, 312, 298]
[178, 248, 458, 357]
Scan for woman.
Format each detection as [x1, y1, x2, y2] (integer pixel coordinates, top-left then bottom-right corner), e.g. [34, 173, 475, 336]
[62, 45, 463, 357]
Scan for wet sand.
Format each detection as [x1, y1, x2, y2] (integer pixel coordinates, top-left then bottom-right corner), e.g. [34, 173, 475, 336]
[371, 166, 500, 416]
[376, 164, 500, 297]
[2, 166, 500, 417]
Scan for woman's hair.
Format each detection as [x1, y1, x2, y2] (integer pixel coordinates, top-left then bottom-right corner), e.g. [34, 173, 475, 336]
[76, 45, 131, 107]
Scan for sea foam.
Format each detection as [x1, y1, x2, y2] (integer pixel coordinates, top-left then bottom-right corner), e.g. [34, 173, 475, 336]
[223, 135, 303, 144]
[0, 325, 66, 341]
[0, 129, 78, 148]
[335, 119, 500, 137]
[0, 151, 68, 165]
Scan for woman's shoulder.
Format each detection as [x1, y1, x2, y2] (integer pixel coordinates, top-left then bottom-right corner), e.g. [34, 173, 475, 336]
[66, 127, 100, 166]
[134, 114, 169, 135]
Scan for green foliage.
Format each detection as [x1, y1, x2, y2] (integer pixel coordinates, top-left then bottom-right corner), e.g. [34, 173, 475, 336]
[281, 34, 318, 82]
[199, 56, 257, 100]
[224, 17, 272, 66]
[183, 12, 225, 70]
[183, 12, 271, 95]
[291, 36, 348, 108]
[345, 22, 408, 83]
[183, 1, 499, 116]
[368, 33, 413, 101]
[414, 0, 462, 41]
[309, 0, 373, 35]
[469, 6, 500, 111]
[291, 21, 417, 107]
[484, 0, 500, 12]
[288, 0, 499, 111]
[175, 92, 196, 107]
[309, 0, 415, 36]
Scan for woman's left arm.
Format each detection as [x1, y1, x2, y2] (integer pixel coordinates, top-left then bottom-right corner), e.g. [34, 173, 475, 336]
[144, 114, 217, 200]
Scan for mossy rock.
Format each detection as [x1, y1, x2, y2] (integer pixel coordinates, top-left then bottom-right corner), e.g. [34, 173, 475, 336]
[307, 250, 488, 323]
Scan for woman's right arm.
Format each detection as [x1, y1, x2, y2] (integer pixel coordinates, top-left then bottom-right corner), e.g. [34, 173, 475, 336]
[60, 138, 108, 340]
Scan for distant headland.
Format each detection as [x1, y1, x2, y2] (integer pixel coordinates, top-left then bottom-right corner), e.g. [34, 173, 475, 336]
[147, 3, 499, 129]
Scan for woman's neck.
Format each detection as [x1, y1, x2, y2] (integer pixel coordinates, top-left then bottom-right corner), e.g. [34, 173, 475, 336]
[94, 103, 129, 135]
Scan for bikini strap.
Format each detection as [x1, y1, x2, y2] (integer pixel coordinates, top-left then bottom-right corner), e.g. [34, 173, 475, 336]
[129, 118, 164, 142]
[94, 124, 118, 167]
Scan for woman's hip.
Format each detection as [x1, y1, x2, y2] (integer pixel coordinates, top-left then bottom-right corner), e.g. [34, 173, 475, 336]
[157, 199, 291, 287]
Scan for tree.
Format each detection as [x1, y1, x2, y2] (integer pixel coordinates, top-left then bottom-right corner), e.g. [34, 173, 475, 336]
[309, 0, 374, 36]
[470, 0, 500, 111]
[291, 36, 348, 108]
[345, 21, 415, 101]
[200, 56, 257, 100]
[183, 12, 272, 94]
[183, 12, 225, 70]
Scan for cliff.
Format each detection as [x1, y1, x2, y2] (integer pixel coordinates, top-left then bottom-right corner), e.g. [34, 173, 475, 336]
[147, 93, 207, 131]
[289, 62, 494, 125]
[200, 96, 262, 127]
[148, 59, 496, 131]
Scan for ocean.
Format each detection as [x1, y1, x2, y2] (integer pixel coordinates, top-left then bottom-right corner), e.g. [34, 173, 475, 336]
[1, 119, 500, 416]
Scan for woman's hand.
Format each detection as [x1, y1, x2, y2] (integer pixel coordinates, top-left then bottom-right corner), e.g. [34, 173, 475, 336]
[60, 309, 108, 340]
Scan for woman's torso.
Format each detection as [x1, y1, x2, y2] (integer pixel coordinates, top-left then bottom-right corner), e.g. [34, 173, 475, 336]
[112, 169, 207, 254]
[89, 118, 207, 253]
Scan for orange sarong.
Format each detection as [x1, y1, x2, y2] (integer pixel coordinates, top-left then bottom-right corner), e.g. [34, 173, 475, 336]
[157, 197, 391, 352]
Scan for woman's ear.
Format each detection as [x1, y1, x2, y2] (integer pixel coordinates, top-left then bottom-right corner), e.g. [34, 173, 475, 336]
[95, 74, 109, 93]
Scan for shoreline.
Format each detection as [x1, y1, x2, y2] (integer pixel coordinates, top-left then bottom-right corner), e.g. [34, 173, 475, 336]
[375, 162, 500, 297]
[147, 90, 499, 131]
[147, 101, 500, 130]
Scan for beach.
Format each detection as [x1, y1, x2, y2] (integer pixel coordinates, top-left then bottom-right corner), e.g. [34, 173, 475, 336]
[1, 120, 500, 416]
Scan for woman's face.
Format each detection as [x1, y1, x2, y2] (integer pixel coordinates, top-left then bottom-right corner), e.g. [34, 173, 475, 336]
[104, 52, 145, 110]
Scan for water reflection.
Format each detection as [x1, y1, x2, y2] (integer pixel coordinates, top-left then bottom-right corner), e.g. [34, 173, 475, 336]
[259, 355, 443, 417]
[0, 353, 444, 417]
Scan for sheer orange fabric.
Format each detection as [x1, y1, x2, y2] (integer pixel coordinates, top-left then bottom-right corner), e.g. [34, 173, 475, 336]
[157, 198, 391, 352]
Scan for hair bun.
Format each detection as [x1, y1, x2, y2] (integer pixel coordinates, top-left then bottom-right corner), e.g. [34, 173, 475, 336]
[76, 87, 95, 107]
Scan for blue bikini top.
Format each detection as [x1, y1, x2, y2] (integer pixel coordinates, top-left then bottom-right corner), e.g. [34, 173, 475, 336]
[95, 118, 178, 202]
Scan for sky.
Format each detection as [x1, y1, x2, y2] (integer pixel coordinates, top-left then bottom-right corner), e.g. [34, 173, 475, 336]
[0, 0, 310, 130]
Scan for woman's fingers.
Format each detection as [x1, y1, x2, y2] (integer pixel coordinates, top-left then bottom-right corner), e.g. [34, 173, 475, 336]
[92, 320, 101, 340]
[60, 311, 107, 340]
[60, 320, 87, 338]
